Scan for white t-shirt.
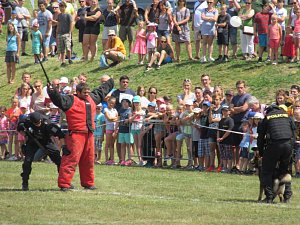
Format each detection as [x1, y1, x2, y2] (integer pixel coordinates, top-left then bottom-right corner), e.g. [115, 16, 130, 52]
[104, 108, 118, 131]
[193, 0, 206, 28]
[275, 7, 287, 30]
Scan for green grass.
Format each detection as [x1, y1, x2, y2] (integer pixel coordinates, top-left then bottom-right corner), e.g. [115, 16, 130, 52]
[0, 161, 300, 225]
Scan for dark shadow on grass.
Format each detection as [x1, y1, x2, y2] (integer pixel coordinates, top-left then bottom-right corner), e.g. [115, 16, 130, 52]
[18, 63, 32, 69]
[218, 198, 259, 203]
[0, 188, 60, 192]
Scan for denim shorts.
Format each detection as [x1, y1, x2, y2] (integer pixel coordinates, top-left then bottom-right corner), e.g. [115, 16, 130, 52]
[157, 29, 170, 38]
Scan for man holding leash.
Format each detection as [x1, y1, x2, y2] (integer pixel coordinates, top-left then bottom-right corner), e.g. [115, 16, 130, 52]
[47, 75, 114, 191]
[257, 105, 294, 203]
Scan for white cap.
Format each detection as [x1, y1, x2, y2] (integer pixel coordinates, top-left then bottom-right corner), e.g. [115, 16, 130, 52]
[59, 77, 68, 84]
[97, 103, 102, 107]
[185, 100, 194, 106]
[19, 102, 28, 109]
[108, 30, 116, 36]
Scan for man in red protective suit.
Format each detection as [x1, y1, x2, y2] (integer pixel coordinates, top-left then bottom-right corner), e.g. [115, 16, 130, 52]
[47, 75, 114, 191]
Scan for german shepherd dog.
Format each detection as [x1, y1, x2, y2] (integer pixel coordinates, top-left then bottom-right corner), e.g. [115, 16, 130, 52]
[252, 156, 292, 202]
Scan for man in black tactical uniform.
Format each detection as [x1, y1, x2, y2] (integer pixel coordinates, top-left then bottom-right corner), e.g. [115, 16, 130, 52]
[17, 112, 65, 191]
[257, 105, 294, 203]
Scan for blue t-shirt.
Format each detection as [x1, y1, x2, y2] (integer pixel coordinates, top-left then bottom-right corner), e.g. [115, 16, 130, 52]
[118, 107, 132, 133]
[94, 113, 105, 136]
[6, 35, 18, 51]
[231, 93, 251, 124]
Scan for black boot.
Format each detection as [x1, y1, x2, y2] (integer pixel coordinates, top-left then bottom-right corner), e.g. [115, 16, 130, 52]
[22, 181, 29, 191]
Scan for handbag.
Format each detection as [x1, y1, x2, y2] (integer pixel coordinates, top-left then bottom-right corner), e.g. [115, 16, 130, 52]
[99, 54, 109, 68]
[172, 8, 188, 35]
[243, 26, 254, 35]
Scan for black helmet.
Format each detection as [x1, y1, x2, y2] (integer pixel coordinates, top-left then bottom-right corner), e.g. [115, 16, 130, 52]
[29, 112, 42, 124]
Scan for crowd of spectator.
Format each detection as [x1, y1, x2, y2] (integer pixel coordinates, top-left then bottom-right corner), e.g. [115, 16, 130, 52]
[1, 0, 300, 177]
[1, 72, 300, 178]
[3, 0, 300, 80]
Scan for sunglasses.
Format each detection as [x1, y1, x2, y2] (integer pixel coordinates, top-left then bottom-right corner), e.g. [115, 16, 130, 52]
[245, 2, 251, 4]
[293, 2, 297, 4]
[207, 2, 213, 3]
[96, 107, 101, 109]
[150, 92, 156, 94]
[161, 41, 167, 43]
[184, 79, 191, 82]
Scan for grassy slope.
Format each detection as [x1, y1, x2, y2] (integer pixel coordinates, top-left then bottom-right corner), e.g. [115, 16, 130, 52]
[0, 161, 300, 225]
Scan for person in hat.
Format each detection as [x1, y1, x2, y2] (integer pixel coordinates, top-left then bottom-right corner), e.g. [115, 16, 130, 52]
[31, 22, 43, 64]
[8, 10, 19, 31]
[17, 111, 64, 191]
[146, 22, 158, 63]
[217, 104, 235, 173]
[103, 29, 126, 67]
[117, 97, 133, 166]
[146, 35, 174, 71]
[129, 95, 146, 166]
[47, 75, 114, 191]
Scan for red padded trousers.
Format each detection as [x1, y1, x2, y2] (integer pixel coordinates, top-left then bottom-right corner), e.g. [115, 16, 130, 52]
[58, 132, 95, 188]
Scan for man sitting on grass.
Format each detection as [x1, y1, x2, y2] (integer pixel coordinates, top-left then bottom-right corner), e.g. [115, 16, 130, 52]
[146, 36, 174, 71]
[103, 29, 126, 67]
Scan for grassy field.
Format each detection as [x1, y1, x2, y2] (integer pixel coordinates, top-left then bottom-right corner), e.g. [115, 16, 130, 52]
[0, 161, 300, 225]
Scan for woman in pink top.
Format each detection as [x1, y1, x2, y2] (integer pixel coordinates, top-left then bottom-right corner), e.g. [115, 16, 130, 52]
[268, 15, 282, 65]
[293, 9, 300, 63]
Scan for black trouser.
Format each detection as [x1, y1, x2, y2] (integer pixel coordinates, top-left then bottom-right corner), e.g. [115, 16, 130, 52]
[262, 141, 293, 200]
[21, 141, 61, 184]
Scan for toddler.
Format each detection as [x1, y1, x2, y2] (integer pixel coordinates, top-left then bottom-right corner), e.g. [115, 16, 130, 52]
[94, 103, 105, 164]
[0, 106, 8, 160]
[146, 23, 158, 62]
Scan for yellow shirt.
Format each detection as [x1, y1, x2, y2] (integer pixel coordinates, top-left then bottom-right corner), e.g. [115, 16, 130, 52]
[110, 37, 126, 55]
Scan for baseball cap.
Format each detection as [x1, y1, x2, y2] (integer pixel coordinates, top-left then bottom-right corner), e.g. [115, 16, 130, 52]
[97, 103, 102, 107]
[185, 100, 194, 106]
[221, 104, 230, 111]
[148, 102, 156, 107]
[108, 30, 116, 36]
[247, 111, 256, 118]
[30, 112, 42, 123]
[12, 10, 17, 14]
[33, 23, 39, 27]
[147, 22, 157, 27]
[60, 77, 68, 84]
[19, 102, 28, 109]
[156, 97, 165, 104]
[203, 101, 211, 107]
[225, 90, 234, 96]
[132, 96, 141, 103]
[193, 108, 202, 114]
[159, 104, 167, 111]
[253, 112, 264, 119]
